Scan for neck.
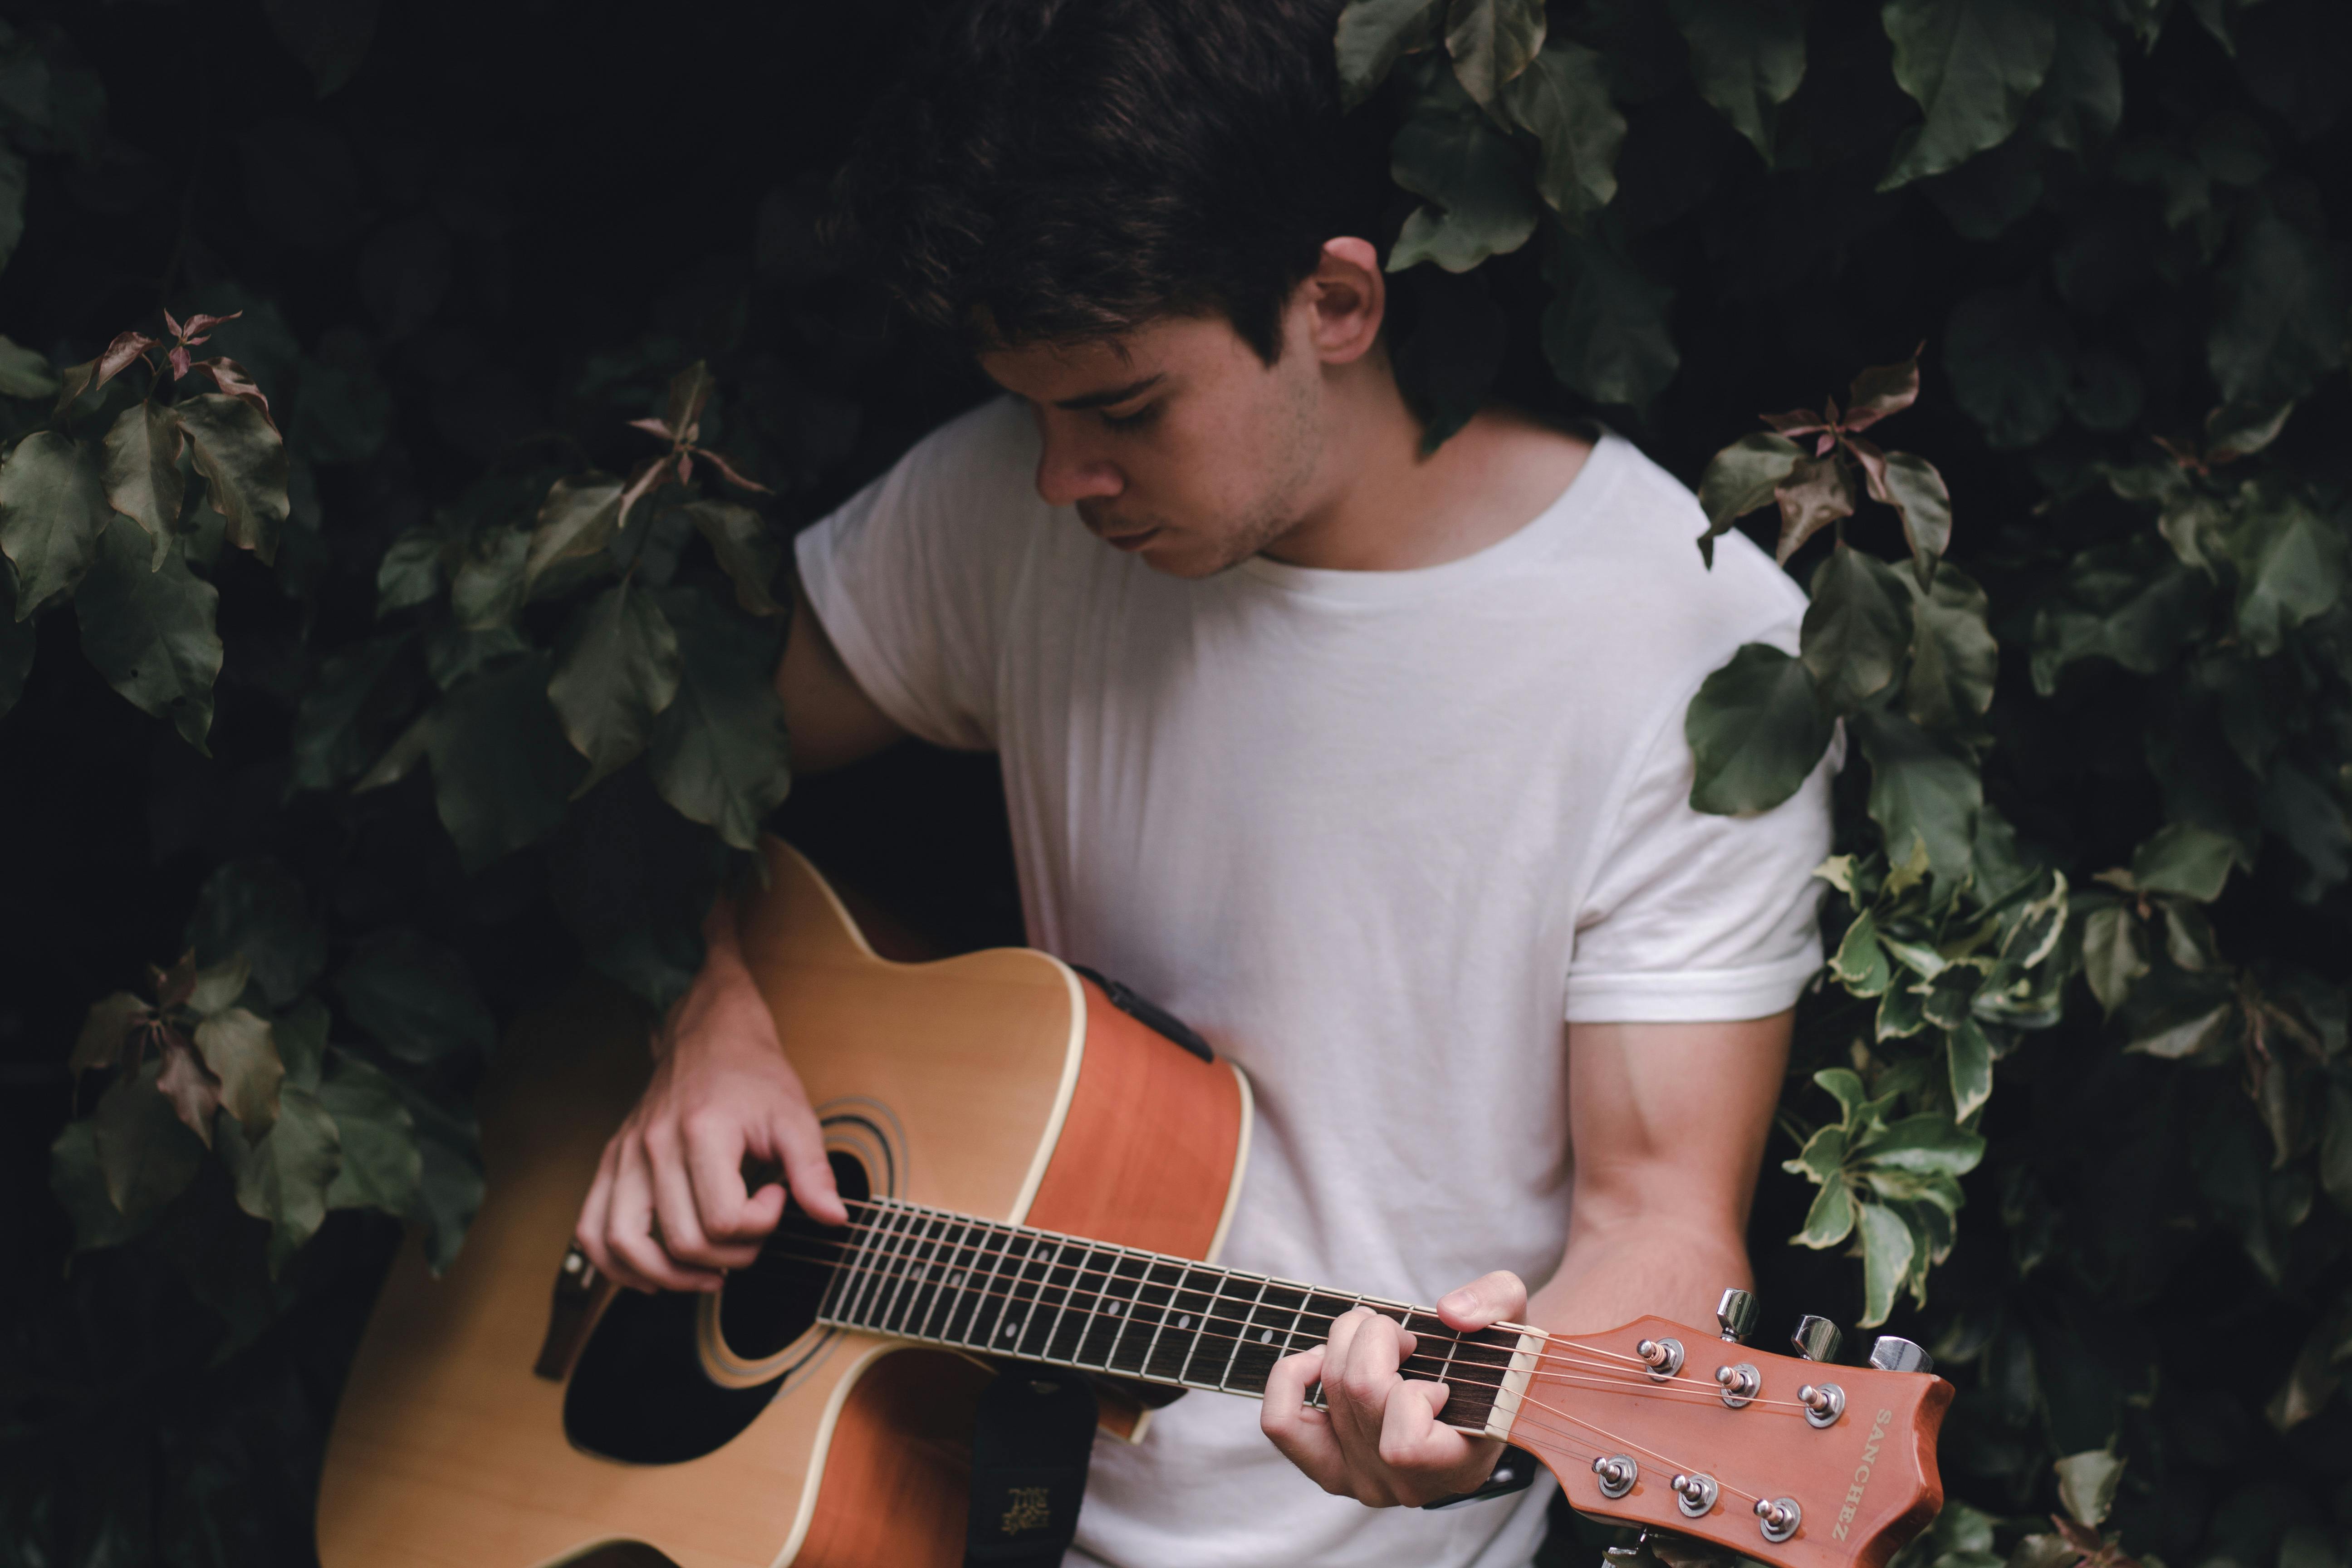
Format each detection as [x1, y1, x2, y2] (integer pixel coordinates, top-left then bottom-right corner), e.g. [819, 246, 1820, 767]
[812, 1196, 1524, 1432]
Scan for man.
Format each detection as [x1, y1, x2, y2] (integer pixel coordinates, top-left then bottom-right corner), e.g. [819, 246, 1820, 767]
[573, 1, 1831, 1564]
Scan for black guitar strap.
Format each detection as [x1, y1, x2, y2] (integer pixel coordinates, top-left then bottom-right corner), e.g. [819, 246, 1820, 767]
[964, 1367, 1100, 1566]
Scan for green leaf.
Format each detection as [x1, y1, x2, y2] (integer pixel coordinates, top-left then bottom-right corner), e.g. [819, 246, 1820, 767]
[376, 528, 443, 617]
[1878, 0, 2058, 190]
[2132, 822, 2238, 902]
[93, 1057, 206, 1218]
[1499, 44, 1622, 217]
[424, 623, 531, 690]
[1861, 1112, 1986, 1177]
[0, 429, 112, 614]
[1669, 0, 1805, 161]
[1444, 0, 1545, 106]
[1832, 909, 1894, 997]
[1684, 642, 1833, 815]
[1803, 544, 1915, 712]
[99, 400, 185, 562]
[0, 563, 33, 718]
[1540, 227, 1679, 408]
[2025, 13, 2121, 153]
[319, 1050, 423, 1215]
[421, 652, 587, 871]
[449, 527, 530, 631]
[1814, 1068, 1871, 1124]
[1944, 284, 2073, 450]
[173, 392, 289, 564]
[194, 1007, 284, 1131]
[682, 499, 785, 617]
[2208, 208, 2348, 409]
[525, 474, 624, 591]
[185, 953, 253, 1016]
[220, 1082, 341, 1260]
[72, 991, 150, 1072]
[336, 928, 497, 1066]
[1853, 709, 1982, 887]
[1904, 562, 1998, 733]
[1695, 432, 1803, 565]
[1795, 1178, 1857, 1249]
[1336, 0, 1447, 111]
[290, 632, 416, 792]
[274, 996, 330, 1092]
[2322, 1083, 2352, 1216]
[548, 581, 683, 795]
[1872, 452, 1954, 587]
[1948, 1017, 1994, 1120]
[1857, 1200, 1917, 1327]
[2262, 760, 2352, 904]
[2227, 493, 2346, 658]
[1771, 453, 1858, 566]
[2080, 905, 2149, 1016]
[397, 1078, 485, 1274]
[49, 1119, 159, 1252]
[0, 146, 23, 279]
[72, 512, 223, 753]
[2052, 1450, 2124, 1529]
[0, 334, 60, 400]
[1787, 1122, 1851, 1183]
[648, 589, 793, 851]
[1388, 99, 1540, 272]
[2127, 1000, 2233, 1059]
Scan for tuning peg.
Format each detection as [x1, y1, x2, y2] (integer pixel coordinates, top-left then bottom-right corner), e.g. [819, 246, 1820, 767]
[1790, 1314, 1842, 1362]
[1716, 1288, 1757, 1343]
[1868, 1335, 1934, 1374]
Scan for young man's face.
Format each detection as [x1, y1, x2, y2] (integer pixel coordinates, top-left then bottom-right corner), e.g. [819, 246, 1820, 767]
[978, 308, 1329, 579]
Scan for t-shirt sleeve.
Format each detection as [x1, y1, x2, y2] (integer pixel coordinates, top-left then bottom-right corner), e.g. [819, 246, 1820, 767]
[791, 398, 1040, 752]
[1564, 670, 1836, 1024]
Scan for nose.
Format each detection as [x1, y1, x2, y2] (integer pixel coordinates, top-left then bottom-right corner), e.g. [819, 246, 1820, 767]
[1032, 421, 1124, 509]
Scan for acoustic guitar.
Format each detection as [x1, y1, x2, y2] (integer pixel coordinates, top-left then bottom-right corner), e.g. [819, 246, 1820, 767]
[316, 839, 1950, 1568]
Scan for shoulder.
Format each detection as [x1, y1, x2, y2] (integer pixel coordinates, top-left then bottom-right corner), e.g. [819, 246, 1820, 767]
[886, 394, 1042, 500]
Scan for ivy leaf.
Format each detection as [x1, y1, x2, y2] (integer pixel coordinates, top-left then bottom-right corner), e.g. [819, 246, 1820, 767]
[2080, 906, 2149, 1016]
[1832, 908, 1894, 997]
[2132, 822, 2238, 902]
[185, 953, 253, 1016]
[1948, 1018, 1994, 1119]
[1388, 99, 1540, 272]
[93, 1056, 206, 1218]
[1904, 562, 1998, 733]
[193, 1007, 284, 1131]
[99, 401, 185, 563]
[2127, 1000, 2233, 1059]
[449, 527, 530, 631]
[1878, 0, 2058, 190]
[1335, 0, 1446, 111]
[0, 334, 59, 400]
[526, 474, 624, 591]
[274, 997, 330, 1093]
[548, 581, 683, 796]
[153, 1034, 222, 1145]
[73, 992, 151, 1073]
[1857, 1200, 1917, 1327]
[1945, 284, 2073, 451]
[220, 1082, 342, 1262]
[1444, 0, 1546, 107]
[397, 1078, 484, 1274]
[2026, 14, 2122, 153]
[186, 860, 327, 1008]
[319, 1050, 422, 1215]
[1669, 0, 1805, 162]
[0, 564, 32, 719]
[1772, 453, 1858, 566]
[2052, 1450, 2125, 1529]
[2207, 208, 2348, 410]
[1499, 44, 1623, 216]
[291, 631, 416, 792]
[49, 1120, 159, 1252]
[73, 512, 223, 754]
[1802, 544, 1914, 712]
[1795, 1178, 1857, 1248]
[1695, 432, 1802, 565]
[420, 652, 587, 871]
[1862, 1113, 1987, 1176]
[375, 528, 442, 617]
[2226, 493, 2346, 658]
[683, 499, 785, 617]
[1540, 226, 1679, 409]
[336, 928, 497, 1067]
[1870, 451, 1955, 587]
[174, 392, 289, 564]
[0, 429, 112, 615]
[648, 588, 793, 851]
[425, 623, 530, 690]
[1684, 642, 1834, 815]
[1853, 709, 1982, 887]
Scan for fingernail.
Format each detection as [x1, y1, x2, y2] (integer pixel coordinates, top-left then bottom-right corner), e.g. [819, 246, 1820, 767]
[1439, 1290, 1472, 1313]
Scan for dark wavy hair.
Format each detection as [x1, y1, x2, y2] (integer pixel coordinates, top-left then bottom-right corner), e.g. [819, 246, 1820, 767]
[835, 0, 1395, 364]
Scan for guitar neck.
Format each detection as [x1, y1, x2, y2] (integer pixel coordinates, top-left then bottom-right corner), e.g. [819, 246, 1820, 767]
[813, 1197, 1536, 1435]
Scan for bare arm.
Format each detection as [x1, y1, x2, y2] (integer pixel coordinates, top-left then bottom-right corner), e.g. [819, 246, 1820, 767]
[575, 577, 906, 1292]
[1262, 1012, 1791, 1506]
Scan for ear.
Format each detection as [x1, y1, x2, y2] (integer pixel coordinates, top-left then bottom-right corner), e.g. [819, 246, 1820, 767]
[1302, 238, 1386, 366]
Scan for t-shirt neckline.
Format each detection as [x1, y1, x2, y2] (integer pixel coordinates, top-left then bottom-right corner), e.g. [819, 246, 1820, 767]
[1231, 427, 1630, 605]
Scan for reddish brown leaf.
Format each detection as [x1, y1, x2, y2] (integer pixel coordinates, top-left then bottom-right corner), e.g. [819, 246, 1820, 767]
[168, 344, 193, 380]
[614, 455, 670, 533]
[626, 416, 675, 441]
[1843, 347, 1924, 431]
[1762, 407, 1829, 436]
[1844, 432, 1890, 495]
[193, 357, 275, 428]
[150, 950, 199, 1012]
[662, 362, 716, 443]
[174, 310, 240, 343]
[96, 331, 161, 387]
[693, 446, 771, 495]
[73, 993, 154, 1072]
[676, 451, 694, 486]
[154, 1032, 222, 1147]
[1772, 452, 1857, 564]
[1813, 431, 1837, 456]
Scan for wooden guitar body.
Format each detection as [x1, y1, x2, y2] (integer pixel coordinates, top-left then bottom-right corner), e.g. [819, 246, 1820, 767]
[316, 840, 1252, 1568]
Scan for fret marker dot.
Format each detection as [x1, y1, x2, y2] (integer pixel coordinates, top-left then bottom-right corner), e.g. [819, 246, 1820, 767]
[1261, 1329, 1274, 1343]
[1004, 1323, 1016, 1337]
[949, 1273, 962, 1288]
[1177, 1315, 1191, 1329]
[1109, 1302, 1122, 1314]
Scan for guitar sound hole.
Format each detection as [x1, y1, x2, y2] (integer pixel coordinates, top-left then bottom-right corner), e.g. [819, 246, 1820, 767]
[562, 1151, 871, 1465]
[719, 1151, 872, 1358]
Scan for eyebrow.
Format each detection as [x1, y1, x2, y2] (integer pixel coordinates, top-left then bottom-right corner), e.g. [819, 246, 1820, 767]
[1051, 373, 1165, 411]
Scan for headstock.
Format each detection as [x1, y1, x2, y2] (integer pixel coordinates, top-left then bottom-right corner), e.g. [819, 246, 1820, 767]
[1504, 1297, 1949, 1568]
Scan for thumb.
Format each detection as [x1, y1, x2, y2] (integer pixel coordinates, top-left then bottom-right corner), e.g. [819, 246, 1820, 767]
[1435, 1270, 1527, 1332]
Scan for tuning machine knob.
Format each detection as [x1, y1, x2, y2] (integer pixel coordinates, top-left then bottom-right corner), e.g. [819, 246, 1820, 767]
[1716, 1288, 1757, 1343]
[1791, 1314, 1842, 1362]
[1755, 1496, 1803, 1543]
[1868, 1335, 1935, 1375]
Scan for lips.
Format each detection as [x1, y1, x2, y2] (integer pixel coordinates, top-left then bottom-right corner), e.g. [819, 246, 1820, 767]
[1102, 527, 1158, 552]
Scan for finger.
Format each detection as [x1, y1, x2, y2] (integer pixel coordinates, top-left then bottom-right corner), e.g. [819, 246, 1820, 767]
[1332, 1309, 1406, 1457]
[676, 1116, 770, 1267]
[1435, 1270, 1528, 1332]
[772, 1107, 845, 1227]
[609, 1138, 721, 1293]
[574, 1136, 623, 1280]
[1260, 1348, 1348, 1493]
[1379, 1384, 1490, 1502]
[650, 1126, 753, 1278]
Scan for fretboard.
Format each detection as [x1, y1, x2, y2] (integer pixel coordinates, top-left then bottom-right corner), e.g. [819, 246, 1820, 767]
[811, 1196, 1528, 1433]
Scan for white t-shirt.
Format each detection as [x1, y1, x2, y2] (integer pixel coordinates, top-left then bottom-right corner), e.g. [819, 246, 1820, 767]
[794, 397, 1832, 1568]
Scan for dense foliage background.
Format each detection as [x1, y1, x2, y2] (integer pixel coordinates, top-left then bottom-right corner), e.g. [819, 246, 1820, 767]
[0, 1, 2347, 1565]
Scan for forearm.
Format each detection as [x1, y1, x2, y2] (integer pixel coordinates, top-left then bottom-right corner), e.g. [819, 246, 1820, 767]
[1526, 1211, 1751, 1338]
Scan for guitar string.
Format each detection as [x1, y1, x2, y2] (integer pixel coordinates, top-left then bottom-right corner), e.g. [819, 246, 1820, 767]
[721, 1225, 1818, 1415]
[749, 1196, 1808, 1402]
[741, 1207, 1819, 1411]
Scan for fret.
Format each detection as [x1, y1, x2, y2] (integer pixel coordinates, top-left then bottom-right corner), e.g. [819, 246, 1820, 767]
[846, 1204, 920, 1329]
[818, 1203, 890, 1324]
[1397, 1308, 1455, 1386]
[1222, 1279, 1308, 1395]
[876, 1211, 944, 1335]
[1147, 1264, 1222, 1385]
[1176, 1268, 1239, 1386]
[1088, 1250, 1154, 1372]
[1044, 1244, 1111, 1364]
[1439, 1325, 1519, 1430]
[1016, 1238, 1077, 1360]
[1214, 1274, 1274, 1391]
[938, 1219, 998, 1347]
[977, 1227, 1039, 1351]
[1132, 1259, 1194, 1381]
[1298, 1292, 1365, 1409]
[1007, 1234, 1064, 1355]
[912, 1218, 974, 1343]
